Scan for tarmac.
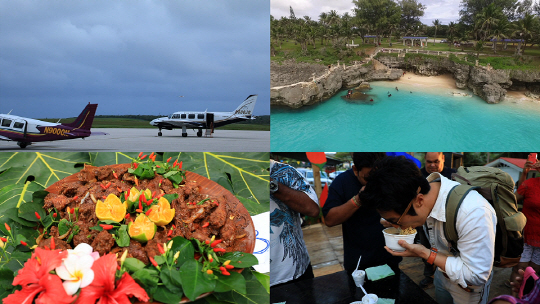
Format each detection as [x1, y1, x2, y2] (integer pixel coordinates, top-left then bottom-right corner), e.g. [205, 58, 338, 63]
[0, 128, 270, 152]
[303, 222, 514, 302]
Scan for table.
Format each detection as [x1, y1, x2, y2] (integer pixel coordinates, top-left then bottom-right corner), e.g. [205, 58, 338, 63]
[270, 270, 437, 304]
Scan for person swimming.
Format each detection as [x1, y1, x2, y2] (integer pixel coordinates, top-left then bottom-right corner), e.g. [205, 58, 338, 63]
[388, 94, 392, 97]
[370, 98, 374, 101]
[395, 87, 399, 91]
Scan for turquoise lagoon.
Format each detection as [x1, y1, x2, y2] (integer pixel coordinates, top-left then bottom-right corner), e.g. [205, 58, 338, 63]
[271, 81, 540, 151]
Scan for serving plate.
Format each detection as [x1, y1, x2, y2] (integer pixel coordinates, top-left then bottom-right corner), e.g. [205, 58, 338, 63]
[45, 163, 256, 303]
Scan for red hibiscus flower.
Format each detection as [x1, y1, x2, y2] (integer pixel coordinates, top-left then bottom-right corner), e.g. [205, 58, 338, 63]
[4, 248, 76, 304]
[75, 254, 149, 304]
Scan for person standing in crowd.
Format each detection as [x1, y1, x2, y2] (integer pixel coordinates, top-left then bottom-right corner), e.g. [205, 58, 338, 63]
[512, 156, 540, 283]
[359, 156, 496, 304]
[418, 152, 457, 288]
[322, 153, 401, 274]
[270, 159, 320, 288]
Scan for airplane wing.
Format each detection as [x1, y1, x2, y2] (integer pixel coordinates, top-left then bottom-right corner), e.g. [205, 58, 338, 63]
[0, 135, 13, 141]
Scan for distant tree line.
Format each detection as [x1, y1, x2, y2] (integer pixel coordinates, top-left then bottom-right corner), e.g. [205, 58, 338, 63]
[94, 115, 270, 125]
[271, 0, 540, 56]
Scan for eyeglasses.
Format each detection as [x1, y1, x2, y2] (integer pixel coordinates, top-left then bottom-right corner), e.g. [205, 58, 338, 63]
[388, 187, 420, 226]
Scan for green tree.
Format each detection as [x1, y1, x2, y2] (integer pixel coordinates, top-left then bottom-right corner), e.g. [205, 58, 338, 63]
[399, 0, 426, 31]
[459, 0, 517, 26]
[432, 19, 441, 43]
[511, 12, 539, 54]
[353, 0, 401, 44]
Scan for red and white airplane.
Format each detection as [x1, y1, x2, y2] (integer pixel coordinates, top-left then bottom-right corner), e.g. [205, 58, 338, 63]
[0, 103, 106, 148]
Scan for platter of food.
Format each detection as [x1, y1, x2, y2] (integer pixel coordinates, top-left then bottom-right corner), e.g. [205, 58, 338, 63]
[1, 153, 265, 304]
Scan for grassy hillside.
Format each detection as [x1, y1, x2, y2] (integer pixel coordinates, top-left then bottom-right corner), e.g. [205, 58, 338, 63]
[41, 115, 270, 131]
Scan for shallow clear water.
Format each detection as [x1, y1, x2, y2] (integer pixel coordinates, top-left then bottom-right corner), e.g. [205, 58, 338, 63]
[271, 81, 540, 151]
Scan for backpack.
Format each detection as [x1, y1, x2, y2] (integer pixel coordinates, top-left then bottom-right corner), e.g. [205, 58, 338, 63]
[444, 166, 527, 268]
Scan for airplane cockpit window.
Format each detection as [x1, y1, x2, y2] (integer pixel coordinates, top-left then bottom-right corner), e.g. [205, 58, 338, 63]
[188, 114, 195, 119]
[1, 119, 11, 127]
[13, 122, 24, 129]
[197, 114, 204, 119]
[181, 114, 186, 119]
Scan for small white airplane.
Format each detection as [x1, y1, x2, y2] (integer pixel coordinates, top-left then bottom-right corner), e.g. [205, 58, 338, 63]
[150, 94, 257, 137]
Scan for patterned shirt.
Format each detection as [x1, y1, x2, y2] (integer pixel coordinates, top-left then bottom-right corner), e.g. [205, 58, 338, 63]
[270, 160, 319, 286]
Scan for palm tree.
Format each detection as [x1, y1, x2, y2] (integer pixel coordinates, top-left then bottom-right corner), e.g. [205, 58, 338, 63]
[490, 19, 510, 53]
[447, 22, 456, 47]
[511, 13, 538, 55]
[432, 19, 441, 43]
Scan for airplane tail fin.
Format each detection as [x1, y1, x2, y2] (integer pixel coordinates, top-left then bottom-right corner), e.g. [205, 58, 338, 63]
[61, 103, 98, 130]
[233, 95, 257, 117]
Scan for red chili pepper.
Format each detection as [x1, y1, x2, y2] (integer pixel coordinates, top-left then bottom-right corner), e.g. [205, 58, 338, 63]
[136, 209, 143, 213]
[173, 159, 178, 167]
[156, 165, 160, 168]
[4, 223, 10, 231]
[113, 172, 119, 179]
[44, 245, 50, 250]
[35, 212, 41, 220]
[125, 214, 130, 219]
[145, 209, 152, 216]
[134, 163, 139, 169]
[69, 208, 75, 214]
[73, 195, 79, 201]
[50, 237, 56, 250]
[102, 196, 107, 200]
[117, 264, 121, 271]
[166, 157, 172, 163]
[149, 256, 158, 267]
[152, 191, 157, 198]
[0, 237, 7, 242]
[167, 229, 173, 236]
[146, 199, 153, 206]
[215, 201, 219, 206]
[105, 181, 111, 189]
[213, 248, 226, 253]
[221, 270, 231, 276]
[202, 222, 209, 228]
[177, 161, 183, 170]
[20, 241, 27, 246]
[138, 152, 143, 158]
[53, 213, 57, 218]
[138, 198, 143, 210]
[117, 187, 122, 192]
[100, 224, 113, 230]
[149, 152, 154, 159]
[210, 239, 223, 248]
[205, 240, 210, 245]
[172, 224, 176, 229]
[140, 155, 147, 160]
[126, 189, 130, 199]
[219, 266, 226, 272]
[225, 264, 234, 270]
[157, 243, 165, 254]
[100, 184, 107, 190]
[141, 195, 147, 203]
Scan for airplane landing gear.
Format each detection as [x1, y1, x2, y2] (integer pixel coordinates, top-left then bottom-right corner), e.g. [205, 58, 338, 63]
[197, 129, 202, 137]
[158, 132, 162, 136]
[17, 142, 28, 149]
[182, 133, 188, 137]
[181, 126, 187, 137]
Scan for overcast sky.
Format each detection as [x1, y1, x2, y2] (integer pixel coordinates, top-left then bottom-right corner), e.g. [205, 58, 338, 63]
[0, 0, 270, 118]
[271, 0, 462, 25]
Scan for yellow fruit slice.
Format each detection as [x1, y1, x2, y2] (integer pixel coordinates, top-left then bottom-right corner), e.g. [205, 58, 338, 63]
[95, 193, 127, 222]
[147, 197, 175, 226]
[128, 214, 157, 242]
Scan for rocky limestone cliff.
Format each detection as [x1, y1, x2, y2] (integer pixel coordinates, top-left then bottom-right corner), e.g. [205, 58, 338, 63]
[375, 55, 540, 104]
[271, 55, 540, 108]
[271, 61, 402, 108]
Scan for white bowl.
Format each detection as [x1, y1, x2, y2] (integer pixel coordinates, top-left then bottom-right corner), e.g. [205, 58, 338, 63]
[362, 294, 378, 304]
[383, 227, 417, 252]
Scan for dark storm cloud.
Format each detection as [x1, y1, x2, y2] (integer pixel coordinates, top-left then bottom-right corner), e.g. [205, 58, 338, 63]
[0, 0, 270, 118]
